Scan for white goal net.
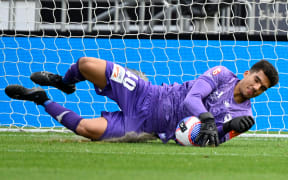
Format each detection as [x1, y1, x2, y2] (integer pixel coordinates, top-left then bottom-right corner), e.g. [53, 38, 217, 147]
[0, 0, 287, 137]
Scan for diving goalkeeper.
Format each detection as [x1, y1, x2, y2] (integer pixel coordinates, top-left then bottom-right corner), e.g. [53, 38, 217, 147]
[5, 57, 279, 147]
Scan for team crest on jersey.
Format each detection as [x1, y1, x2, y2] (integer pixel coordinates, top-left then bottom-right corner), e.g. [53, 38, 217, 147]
[212, 67, 221, 76]
[111, 64, 125, 83]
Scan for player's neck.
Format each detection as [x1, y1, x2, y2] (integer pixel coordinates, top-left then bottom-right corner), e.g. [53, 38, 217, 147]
[233, 83, 247, 104]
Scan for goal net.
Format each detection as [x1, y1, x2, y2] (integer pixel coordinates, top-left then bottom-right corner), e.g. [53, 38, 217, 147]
[0, 0, 287, 137]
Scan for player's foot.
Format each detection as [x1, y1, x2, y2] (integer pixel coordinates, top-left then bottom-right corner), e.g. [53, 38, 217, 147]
[5, 85, 49, 105]
[30, 71, 76, 94]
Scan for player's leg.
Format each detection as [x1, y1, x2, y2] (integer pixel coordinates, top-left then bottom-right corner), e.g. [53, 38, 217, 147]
[30, 57, 107, 93]
[77, 57, 107, 89]
[75, 117, 107, 140]
[30, 71, 77, 94]
[5, 85, 107, 140]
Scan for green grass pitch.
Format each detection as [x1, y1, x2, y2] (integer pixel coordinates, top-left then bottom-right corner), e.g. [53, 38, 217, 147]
[1, 132, 287, 180]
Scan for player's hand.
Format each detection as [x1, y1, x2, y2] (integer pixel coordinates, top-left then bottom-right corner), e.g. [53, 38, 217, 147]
[226, 116, 255, 133]
[195, 112, 219, 147]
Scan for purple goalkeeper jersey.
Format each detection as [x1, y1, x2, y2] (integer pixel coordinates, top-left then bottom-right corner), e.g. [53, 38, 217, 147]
[98, 62, 252, 144]
[150, 66, 253, 143]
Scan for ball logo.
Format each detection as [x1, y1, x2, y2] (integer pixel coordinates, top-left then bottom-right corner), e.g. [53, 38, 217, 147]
[212, 67, 221, 76]
[179, 121, 187, 132]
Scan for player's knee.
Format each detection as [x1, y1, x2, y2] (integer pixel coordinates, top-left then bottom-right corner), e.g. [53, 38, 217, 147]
[75, 120, 87, 136]
[75, 118, 107, 140]
[78, 57, 92, 73]
[78, 57, 104, 75]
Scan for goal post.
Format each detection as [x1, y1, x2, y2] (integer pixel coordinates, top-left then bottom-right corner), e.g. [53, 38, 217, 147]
[0, 0, 288, 137]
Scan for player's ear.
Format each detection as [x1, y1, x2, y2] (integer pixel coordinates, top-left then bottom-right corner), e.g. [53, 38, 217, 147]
[243, 70, 250, 77]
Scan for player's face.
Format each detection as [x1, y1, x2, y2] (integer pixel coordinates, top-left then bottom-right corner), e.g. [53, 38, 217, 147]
[239, 70, 271, 99]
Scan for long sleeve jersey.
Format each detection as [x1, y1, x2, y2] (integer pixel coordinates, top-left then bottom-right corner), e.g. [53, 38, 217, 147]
[149, 66, 252, 143]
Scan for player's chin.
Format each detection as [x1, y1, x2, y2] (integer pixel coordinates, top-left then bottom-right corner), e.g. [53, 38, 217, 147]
[248, 93, 261, 99]
[243, 92, 255, 99]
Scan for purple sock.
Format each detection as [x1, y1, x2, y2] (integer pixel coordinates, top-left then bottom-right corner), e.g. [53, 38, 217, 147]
[63, 59, 85, 84]
[44, 101, 82, 133]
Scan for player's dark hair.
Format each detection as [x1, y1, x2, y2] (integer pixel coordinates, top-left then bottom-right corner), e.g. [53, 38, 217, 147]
[250, 60, 279, 87]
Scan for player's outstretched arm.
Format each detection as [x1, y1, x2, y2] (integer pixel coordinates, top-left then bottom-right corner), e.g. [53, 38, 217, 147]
[223, 116, 255, 133]
[195, 112, 219, 147]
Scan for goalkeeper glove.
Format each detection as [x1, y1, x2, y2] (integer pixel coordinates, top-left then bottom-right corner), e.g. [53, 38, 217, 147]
[223, 116, 255, 133]
[195, 112, 219, 147]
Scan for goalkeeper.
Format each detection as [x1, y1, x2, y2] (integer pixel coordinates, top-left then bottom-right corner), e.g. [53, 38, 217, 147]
[5, 57, 278, 147]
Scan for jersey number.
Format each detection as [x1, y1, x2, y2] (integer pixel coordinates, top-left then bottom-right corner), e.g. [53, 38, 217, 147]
[123, 71, 138, 91]
[111, 64, 138, 91]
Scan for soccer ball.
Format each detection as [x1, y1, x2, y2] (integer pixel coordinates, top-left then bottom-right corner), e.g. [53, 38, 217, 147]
[175, 116, 201, 146]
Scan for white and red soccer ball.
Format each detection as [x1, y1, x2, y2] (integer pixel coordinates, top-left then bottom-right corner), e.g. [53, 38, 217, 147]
[175, 116, 201, 146]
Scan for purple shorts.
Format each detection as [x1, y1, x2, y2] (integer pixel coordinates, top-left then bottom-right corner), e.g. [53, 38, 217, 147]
[96, 61, 154, 140]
